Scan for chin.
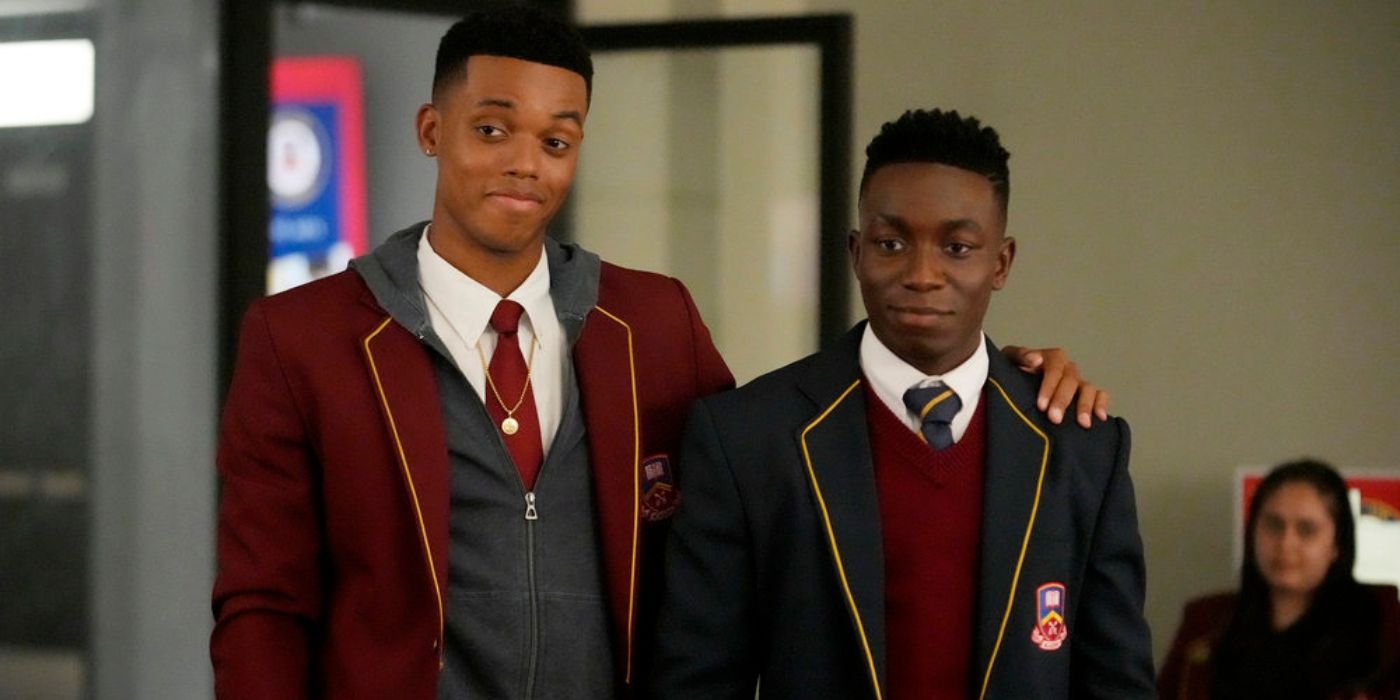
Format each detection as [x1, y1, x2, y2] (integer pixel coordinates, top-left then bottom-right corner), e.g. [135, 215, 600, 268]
[1266, 577, 1318, 596]
[482, 229, 547, 255]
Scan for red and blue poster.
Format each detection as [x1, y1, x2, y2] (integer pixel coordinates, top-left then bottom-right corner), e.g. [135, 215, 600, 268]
[268, 56, 368, 294]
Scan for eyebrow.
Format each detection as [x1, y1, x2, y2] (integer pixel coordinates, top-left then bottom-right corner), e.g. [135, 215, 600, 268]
[875, 213, 983, 234]
[474, 98, 583, 126]
[874, 213, 912, 234]
[552, 110, 584, 126]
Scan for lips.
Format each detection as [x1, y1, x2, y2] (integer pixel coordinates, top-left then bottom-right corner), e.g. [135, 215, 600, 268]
[890, 305, 953, 316]
[888, 305, 954, 325]
[487, 188, 545, 213]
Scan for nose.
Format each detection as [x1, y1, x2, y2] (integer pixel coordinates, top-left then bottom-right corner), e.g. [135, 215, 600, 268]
[903, 246, 947, 290]
[1281, 525, 1304, 550]
[504, 139, 540, 180]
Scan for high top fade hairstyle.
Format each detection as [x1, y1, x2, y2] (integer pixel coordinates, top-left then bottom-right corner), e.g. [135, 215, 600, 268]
[431, 4, 594, 103]
[859, 108, 1011, 215]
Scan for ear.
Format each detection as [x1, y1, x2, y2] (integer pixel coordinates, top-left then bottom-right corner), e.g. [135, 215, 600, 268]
[847, 229, 861, 269]
[415, 103, 440, 156]
[991, 236, 1016, 290]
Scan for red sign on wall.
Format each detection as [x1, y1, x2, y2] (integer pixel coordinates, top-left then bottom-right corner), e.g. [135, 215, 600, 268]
[268, 56, 368, 293]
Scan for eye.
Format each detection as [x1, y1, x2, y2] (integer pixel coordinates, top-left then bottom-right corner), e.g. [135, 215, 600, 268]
[1259, 515, 1285, 535]
[475, 124, 506, 139]
[874, 238, 906, 253]
[1296, 521, 1318, 538]
[945, 242, 974, 257]
[543, 137, 571, 153]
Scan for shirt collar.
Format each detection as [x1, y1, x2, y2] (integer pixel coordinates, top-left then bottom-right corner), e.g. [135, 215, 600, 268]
[860, 326, 989, 412]
[417, 224, 554, 346]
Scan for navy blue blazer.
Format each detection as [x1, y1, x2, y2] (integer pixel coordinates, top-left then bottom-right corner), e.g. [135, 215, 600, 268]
[646, 325, 1154, 699]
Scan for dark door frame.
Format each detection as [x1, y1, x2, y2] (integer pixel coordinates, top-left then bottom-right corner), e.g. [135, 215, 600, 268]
[219, 1, 852, 389]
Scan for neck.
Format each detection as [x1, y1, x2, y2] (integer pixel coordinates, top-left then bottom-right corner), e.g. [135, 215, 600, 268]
[1268, 589, 1313, 631]
[427, 223, 543, 297]
[903, 334, 981, 376]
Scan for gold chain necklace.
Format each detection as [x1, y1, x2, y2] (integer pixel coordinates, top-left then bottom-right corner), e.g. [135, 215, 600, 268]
[474, 339, 536, 435]
[422, 286, 538, 435]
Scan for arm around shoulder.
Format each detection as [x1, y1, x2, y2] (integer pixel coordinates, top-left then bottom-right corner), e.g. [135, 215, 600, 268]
[670, 277, 734, 398]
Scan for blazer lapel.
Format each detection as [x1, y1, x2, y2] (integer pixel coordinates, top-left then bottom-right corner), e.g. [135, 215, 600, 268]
[973, 339, 1052, 699]
[360, 314, 451, 649]
[572, 305, 642, 684]
[795, 327, 887, 699]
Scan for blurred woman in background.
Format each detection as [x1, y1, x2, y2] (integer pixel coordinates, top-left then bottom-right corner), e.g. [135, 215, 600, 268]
[1158, 458, 1400, 700]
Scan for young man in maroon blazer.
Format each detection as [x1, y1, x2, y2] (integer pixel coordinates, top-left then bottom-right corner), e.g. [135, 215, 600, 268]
[648, 109, 1154, 699]
[211, 9, 1109, 699]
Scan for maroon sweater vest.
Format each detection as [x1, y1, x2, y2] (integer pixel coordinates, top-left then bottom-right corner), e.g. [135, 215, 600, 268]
[865, 384, 987, 700]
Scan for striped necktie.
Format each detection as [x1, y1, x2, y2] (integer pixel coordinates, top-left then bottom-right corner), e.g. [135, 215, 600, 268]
[902, 382, 962, 450]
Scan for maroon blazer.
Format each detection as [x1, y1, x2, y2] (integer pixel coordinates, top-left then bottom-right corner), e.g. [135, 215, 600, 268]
[1158, 585, 1400, 700]
[211, 262, 734, 699]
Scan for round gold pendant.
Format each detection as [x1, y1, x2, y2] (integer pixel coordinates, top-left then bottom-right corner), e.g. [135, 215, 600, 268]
[501, 416, 519, 435]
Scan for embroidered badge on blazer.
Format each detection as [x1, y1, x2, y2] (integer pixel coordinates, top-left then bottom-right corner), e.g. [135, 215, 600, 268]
[1031, 582, 1068, 651]
[640, 454, 681, 522]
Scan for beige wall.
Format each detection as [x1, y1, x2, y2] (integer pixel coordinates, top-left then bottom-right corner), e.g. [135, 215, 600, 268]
[582, 0, 1400, 665]
[573, 45, 821, 384]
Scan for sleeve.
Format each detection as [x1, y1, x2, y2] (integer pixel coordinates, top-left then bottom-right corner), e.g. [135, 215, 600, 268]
[644, 400, 758, 699]
[1070, 418, 1157, 698]
[1156, 606, 1195, 700]
[1378, 588, 1400, 695]
[671, 277, 735, 398]
[209, 303, 321, 699]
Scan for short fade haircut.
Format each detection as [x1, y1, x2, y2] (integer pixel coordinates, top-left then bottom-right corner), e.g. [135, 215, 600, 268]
[859, 108, 1011, 213]
[432, 4, 594, 102]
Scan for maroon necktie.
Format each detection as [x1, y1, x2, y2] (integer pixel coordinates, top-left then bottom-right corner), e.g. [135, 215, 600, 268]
[486, 300, 543, 489]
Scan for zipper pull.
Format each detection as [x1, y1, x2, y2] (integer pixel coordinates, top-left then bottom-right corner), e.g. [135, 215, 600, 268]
[524, 492, 538, 521]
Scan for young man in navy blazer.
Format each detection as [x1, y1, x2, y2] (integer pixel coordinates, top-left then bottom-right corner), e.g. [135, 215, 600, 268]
[648, 109, 1154, 699]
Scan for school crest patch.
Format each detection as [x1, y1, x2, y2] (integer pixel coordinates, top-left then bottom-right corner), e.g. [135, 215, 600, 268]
[1030, 582, 1068, 651]
[640, 454, 681, 521]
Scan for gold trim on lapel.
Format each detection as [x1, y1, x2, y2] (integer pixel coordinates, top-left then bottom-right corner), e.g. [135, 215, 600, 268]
[363, 316, 445, 657]
[800, 378, 883, 700]
[591, 305, 642, 684]
[977, 377, 1050, 700]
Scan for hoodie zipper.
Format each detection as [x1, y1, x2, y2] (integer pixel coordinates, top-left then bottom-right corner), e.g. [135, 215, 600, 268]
[524, 490, 540, 700]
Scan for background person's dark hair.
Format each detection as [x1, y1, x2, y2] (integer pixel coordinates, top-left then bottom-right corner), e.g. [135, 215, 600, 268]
[1213, 458, 1393, 697]
[432, 4, 594, 102]
[859, 108, 1011, 213]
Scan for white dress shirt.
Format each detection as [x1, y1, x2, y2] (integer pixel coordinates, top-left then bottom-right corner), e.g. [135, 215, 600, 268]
[417, 226, 567, 454]
[858, 326, 989, 444]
